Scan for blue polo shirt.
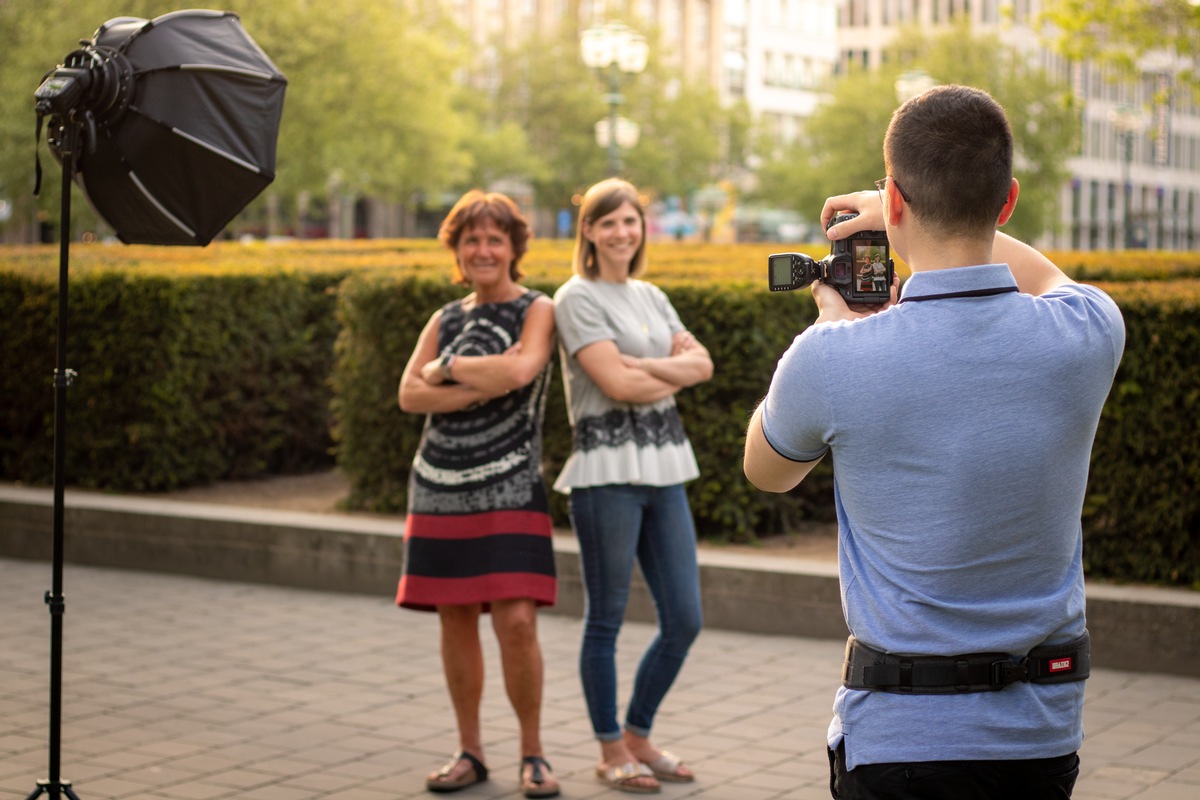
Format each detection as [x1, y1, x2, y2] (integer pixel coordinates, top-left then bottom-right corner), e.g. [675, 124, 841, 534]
[760, 263, 1125, 768]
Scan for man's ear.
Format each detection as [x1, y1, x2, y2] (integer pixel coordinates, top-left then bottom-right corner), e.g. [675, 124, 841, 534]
[886, 179, 905, 226]
[997, 178, 1019, 226]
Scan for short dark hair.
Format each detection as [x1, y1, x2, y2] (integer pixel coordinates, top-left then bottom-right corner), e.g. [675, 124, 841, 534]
[438, 190, 531, 284]
[573, 178, 648, 279]
[884, 84, 1013, 239]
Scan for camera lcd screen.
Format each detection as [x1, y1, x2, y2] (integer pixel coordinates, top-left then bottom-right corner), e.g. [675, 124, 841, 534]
[853, 239, 890, 295]
[769, 255, 793, 288]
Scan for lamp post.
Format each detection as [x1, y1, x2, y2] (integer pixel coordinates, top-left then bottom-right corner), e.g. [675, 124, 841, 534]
[1108, 104, 1143, 249]
[581, 22, 648, 177]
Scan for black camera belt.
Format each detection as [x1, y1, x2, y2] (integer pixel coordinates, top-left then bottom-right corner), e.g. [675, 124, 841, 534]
[842, 631, 1090, 694]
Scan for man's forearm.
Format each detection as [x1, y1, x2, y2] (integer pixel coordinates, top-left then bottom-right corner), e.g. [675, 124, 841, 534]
[993, 232, 1073, 296]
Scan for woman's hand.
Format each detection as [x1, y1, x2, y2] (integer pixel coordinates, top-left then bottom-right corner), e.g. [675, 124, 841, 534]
[420, 355, 447, 385]
[671, 330, 700, 356]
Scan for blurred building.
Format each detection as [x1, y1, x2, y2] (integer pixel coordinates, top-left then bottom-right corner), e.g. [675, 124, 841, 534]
[837, 0, 1199, 251]
[441, 0, 1199, 250]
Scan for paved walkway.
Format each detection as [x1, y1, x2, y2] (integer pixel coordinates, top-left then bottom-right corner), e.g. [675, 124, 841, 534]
[1, 557, 1197, 800]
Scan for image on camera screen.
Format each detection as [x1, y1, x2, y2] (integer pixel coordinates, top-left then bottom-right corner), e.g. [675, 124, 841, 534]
[853, 240, 890, 294]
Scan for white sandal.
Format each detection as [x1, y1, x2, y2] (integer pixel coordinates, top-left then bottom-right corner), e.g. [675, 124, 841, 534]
[641, 750, 695, 783]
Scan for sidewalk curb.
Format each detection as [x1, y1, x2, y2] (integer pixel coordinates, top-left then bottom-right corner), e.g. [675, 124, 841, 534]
[3, 485, 1197, 677]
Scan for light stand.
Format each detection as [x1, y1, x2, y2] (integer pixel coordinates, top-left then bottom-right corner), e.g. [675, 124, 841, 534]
[27, 112, 85, 800]
[25, 46, 130, 800]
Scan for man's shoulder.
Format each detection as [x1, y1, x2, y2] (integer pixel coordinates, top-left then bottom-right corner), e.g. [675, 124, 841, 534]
[1044, 280, 1120, 306]
[1040, 282, 1126, 338]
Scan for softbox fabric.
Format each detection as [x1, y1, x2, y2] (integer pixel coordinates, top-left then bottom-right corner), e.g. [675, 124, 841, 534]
[69, 10, 286, 245]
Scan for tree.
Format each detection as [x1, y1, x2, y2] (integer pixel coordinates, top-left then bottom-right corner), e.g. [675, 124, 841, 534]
[753, 21, 1080, 243]
[1039, 0, 1200, 95]
[233, 0, 474, 234]
[485, 23, 607, 211]
[0, 0, 132, 240]
[753, 66, 897, 230]
[625, 76, 744, 200]
[452, 83, 543, 194]
[486, 19, 747, 214]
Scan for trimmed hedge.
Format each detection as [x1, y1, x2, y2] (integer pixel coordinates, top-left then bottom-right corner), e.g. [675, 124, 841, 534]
[1, 242, 1197, 586]
[1080, 280, 1200, 585]
[329, 272, 835, 539]
[1, 259, 344, 489]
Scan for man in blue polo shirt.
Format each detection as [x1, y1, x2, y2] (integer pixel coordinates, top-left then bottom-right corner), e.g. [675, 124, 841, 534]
[743, 85, 1124, 798]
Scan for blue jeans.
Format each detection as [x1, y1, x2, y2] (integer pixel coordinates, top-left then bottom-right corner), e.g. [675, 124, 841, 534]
[570, 484, 703, 742]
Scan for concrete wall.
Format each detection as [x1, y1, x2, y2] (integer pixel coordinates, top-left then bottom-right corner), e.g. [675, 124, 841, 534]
[3, 485, 1197, 677]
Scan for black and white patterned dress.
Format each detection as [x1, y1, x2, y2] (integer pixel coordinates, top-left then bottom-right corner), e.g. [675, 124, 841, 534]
[396, 290, 556, 611]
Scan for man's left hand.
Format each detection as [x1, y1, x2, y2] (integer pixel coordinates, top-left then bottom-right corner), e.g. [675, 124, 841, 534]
[812, 276, 899, 325]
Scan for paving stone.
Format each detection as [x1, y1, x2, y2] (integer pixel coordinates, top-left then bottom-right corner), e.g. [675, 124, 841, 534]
[2, 557, 1198, 800]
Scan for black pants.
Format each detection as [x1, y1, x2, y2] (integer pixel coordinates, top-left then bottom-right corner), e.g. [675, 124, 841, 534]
[829, 743, 1080, 799]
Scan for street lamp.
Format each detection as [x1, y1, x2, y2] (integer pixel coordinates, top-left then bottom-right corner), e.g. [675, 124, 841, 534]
[1108, 104, 1144, 249]
[581, 22, 648, 177]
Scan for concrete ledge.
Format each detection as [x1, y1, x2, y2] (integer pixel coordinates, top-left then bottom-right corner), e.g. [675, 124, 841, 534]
[3, 485, 1197, 677]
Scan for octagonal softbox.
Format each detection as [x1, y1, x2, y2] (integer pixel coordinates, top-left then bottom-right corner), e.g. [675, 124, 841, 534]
[54, 9, 287, 245]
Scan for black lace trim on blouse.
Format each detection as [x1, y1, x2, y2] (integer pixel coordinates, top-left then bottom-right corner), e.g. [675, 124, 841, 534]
[574, 406, 688, 452]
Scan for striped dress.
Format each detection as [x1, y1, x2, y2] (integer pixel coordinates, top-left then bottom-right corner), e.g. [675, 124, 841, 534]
[397, 290, 557, 611]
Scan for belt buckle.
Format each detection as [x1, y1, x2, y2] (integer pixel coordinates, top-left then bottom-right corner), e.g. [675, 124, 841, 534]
[990, 658, 1029, 687]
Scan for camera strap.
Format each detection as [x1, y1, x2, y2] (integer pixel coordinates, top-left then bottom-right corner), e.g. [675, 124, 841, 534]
[899, 286, 1017, 303]
[842, 631, 1090, 694]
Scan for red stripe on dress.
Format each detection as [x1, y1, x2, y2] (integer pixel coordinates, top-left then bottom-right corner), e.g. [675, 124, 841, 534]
[405, 510, 552, 540]
[397, 572, 557, 610]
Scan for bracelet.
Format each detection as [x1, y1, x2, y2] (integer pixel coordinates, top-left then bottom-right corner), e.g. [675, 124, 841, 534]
[440, 353, 456, 381]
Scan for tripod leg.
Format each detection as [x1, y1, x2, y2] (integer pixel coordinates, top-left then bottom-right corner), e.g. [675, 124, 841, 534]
[23, 779, 80, 800]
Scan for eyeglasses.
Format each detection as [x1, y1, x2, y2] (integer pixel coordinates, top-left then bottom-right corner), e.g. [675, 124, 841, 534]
[874, 176, 912, 204]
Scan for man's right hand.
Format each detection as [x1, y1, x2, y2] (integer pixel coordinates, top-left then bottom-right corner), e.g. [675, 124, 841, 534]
[821, 190, 884, 238]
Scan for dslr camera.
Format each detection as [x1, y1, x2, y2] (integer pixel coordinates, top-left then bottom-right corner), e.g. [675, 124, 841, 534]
[769, 213, 894, 305]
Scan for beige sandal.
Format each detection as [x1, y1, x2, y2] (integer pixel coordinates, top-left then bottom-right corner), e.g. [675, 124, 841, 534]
[641, 750, 695, 783]
[595, 761, 660, 794]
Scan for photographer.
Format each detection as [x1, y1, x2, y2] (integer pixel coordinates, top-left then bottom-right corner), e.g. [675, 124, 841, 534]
[743, 85, 1125, 799]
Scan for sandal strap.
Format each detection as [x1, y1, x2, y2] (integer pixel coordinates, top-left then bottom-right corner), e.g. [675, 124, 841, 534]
[439, 750, 488, 781]
[522, 755, 551, 784]
[606, 762, 653, 781]
[649, 750, 683, 771]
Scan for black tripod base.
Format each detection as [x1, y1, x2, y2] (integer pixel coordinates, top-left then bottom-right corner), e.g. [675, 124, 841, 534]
[26, 779, 81, 800]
